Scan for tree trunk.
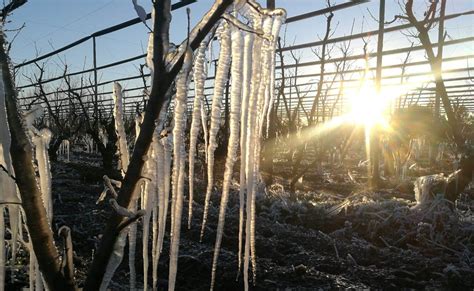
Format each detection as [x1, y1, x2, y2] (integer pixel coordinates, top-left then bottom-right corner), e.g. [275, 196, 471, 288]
[1, 31, 75, 291]
[369, 0, 385, 189]
[405, 0, 468, 202]
[84, 1, 234, 289]
[48, 136, 63, 162]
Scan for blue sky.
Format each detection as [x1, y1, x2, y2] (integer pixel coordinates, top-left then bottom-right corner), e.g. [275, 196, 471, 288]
[7, 0, 472, 62]
[5, 0, 474, 112]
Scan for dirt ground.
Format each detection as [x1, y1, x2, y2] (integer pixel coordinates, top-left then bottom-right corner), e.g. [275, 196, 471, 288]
[6, 150, 474, 290]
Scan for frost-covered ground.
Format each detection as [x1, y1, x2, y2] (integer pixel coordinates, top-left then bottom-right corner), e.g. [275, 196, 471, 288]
[7, 151, 474, 290]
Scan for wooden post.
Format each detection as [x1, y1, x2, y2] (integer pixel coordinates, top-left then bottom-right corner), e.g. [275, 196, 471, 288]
[267, 0, 275, 9]
[92, 36, 99, 122]
[431, 0, 447, 165]
[369, 0, 385, 188]
[435, 0, 446, 118]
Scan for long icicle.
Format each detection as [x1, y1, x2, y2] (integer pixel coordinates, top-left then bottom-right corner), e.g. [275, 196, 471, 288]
[100, 82, 131, 290]
[0, 206, 4, 291]
[210, 25, 244, 291]
[31, 128, 53, 222]
[188, 37, 210, 229]
[152, 125, 172, 290]
[200, 21, 232, 241]
[142, 139, 156, 291]
[244, 11, 264, 291]
[0, 67, 21, 288]
[113, 82, 130, 177]
[151, 100, 170, 289]
[200, 96, 209, 162]
[249, 15, 274, 285]
[237, 30, 254, 278]
[159, 132, 172, 255]
[265, 11, 286, 136]
[152, 133, 164, 289]
[168, 47, 193, 291]
[129, 113, 144, 291]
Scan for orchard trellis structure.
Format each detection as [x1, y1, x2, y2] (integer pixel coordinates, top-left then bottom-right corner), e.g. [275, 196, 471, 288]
[2, 0, 474, 290]
[14, 0, 474, 123]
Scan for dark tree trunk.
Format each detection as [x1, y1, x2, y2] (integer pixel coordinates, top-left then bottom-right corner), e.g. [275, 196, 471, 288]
[84, 1, 234, 289]
[48, 136, 64, 162]
[1, 31, 75, 290]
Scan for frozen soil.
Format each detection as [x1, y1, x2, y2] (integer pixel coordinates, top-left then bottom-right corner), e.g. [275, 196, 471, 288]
[7, 152, 474, 290]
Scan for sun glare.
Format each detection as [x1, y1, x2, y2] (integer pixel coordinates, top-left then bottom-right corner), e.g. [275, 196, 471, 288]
[347, 82, 391, 129]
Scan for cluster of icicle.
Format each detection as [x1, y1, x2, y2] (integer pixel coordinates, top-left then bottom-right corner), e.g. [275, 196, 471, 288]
[201, 5, 286, 291]
[0, 69, 22, 291]
[98, 2, 285, 291]
[0, 64, 55, 289]
[100, 82, 132, 291]
[58, 139, 70, 162]
[24, 105, 54, 291]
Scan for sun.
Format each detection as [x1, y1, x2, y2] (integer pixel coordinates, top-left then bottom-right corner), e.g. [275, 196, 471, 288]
[347, 82, 391, 129]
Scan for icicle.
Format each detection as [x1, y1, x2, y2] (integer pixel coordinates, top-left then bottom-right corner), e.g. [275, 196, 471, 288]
[146, 9, 155, 81]
[127, 113, 145, 291]
[159, 132, 172, 255]
[29, 248, 35, 290]
[113, 82, 130, 177]
[152, 133, 165, 289]
[151, 93, 172, 289]
[247, 15, 278, 285]
[141, 176, 154, 291]
[200, 96, 209, 161]
[59, 139, 70, 162]
[0, 206, 4, 291]
[200, 21, 232, 240]
[244, 12, 264, 290]
[151, 198, 158, 290]
[169, 47, 193, 291]
[35, 255, 43, 291]
[31, 128, 53, 222]
[127, 114, 142, 291]
[101, 82, 135, 291]
[100, 230, 128, 291]
[237, 30, 254, 278]
[0, 68, 21, 286]
[142, 129, 157, 291]
[210, 26, 244, 291]
[265, 11, 286, 135]
[99, 126, 108, 147]
[7, 205, 20, 280]
[188, 37, 211, 229]
[257, 16, 273, 130]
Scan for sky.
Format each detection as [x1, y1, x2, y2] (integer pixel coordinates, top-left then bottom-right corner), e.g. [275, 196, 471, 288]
[4, 0, 474, 112]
